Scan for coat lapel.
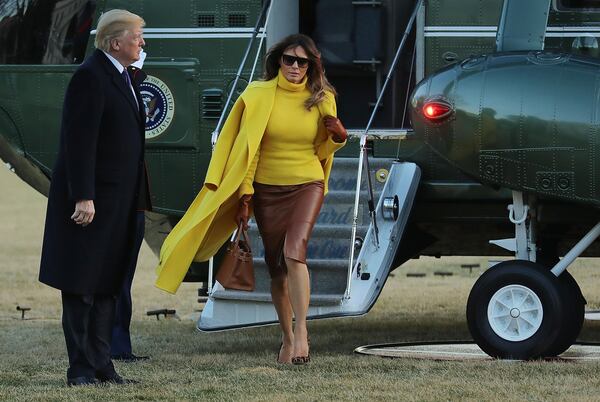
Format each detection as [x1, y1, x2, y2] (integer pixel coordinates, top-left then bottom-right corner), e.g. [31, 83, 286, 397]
[243, 79, 277, 166]
[111, 73, 141, 120]
[129, 66, 148, 125]
[95, 50, 141, 120]
[134, 85, 145, 122]
[204, 77, 277, 191]
[132, 79, 146, 136]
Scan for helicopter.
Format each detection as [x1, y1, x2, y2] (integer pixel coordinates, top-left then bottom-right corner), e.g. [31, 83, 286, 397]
[2, 0, 600, 359]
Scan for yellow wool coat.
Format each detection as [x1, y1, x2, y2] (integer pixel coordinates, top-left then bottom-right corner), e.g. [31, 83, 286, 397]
[155, 75, 342, 294]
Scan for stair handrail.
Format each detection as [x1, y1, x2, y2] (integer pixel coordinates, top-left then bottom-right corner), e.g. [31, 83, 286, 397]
[210, 0, 272, 148]
[208, 0, 272, 295]
[249, 0, 273, 82]
[345, 0, 424, 299]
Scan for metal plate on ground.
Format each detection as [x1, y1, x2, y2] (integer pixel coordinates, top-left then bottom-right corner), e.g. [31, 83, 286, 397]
[354, 342, 600, 361]
[585, 310, 600, 320]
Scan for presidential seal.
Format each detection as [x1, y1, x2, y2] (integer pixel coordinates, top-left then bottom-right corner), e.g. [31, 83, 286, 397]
[140, 75, 175, 139]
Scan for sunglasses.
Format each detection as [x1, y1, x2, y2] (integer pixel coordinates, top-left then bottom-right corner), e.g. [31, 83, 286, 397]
[281, 54, 310, 68]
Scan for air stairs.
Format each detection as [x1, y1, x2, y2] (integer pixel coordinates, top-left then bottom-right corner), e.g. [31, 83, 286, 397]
[209, 157, 394, 306]
[199, 159, 421, 331]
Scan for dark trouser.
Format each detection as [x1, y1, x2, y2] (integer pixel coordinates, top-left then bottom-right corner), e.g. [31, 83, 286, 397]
[110, 211, 145, 357]
[61, 292, 117, 379]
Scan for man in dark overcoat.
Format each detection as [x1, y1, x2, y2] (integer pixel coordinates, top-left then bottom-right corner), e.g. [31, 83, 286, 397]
[109, 55, 152, 363]
[39, 9, 151, 386]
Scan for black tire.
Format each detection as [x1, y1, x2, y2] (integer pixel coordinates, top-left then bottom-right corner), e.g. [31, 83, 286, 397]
[543, 270, 586, 357]
[466, 260, 565, 360]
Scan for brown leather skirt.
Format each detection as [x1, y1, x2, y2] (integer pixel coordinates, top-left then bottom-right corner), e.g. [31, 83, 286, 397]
[252, 180, 324, 278]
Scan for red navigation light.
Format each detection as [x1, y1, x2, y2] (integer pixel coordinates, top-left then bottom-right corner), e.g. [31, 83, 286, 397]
[422, 100, 453, 121]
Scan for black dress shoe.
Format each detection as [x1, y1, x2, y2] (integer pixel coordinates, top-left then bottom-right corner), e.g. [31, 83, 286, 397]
[67, 376, 99, 386]
[112, 353, 150, 362]
[97, 373, 139, 385]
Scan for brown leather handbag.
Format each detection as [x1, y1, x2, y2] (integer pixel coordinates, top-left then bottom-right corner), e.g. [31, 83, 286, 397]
[215, 223, 255, 291]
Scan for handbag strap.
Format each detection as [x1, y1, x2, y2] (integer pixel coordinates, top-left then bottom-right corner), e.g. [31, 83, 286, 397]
[239, 226, 252, 253]
[233, 221, 252, 253]
[232, 223, 243, 243]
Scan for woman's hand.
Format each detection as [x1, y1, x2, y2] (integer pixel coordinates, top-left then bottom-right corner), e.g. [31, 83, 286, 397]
[323, 115, 347, 143]
[235, 194, 252, 230]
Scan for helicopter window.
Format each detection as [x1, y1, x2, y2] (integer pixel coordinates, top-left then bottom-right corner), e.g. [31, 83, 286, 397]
[555, 0, 600, 11]
[0, 0, 96, 65]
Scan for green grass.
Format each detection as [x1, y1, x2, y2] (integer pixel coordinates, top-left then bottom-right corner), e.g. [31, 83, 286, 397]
[3, 166, 600, 401]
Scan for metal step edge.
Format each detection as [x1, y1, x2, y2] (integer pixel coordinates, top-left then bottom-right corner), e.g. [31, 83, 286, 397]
[211, 290, 344, 306]
[332, 157, 395, 166]
[323, 190, 382, 201]
[251, 258, 350, 270]
[347, 129, 411, 139]
[310, 225, 369, 235]
[248, 224, 370, 235]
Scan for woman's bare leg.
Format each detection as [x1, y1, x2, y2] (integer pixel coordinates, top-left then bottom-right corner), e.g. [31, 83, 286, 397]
[285, 257, 310, 358]
[270, 274, 294, 363]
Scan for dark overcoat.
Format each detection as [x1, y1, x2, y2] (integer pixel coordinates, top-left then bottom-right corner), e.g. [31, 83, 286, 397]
[39, 49, 151, 295]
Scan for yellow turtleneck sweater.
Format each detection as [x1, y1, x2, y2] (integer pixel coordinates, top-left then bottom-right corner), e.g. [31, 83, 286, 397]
[239, 70, 344, 195]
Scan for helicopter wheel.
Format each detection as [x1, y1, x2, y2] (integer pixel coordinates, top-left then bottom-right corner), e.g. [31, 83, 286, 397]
[542, 270, 585, 357]
[466, 260, 565, 359]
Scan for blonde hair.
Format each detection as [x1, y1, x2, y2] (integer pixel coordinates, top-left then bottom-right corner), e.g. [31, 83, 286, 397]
[94, 9, 145, 52]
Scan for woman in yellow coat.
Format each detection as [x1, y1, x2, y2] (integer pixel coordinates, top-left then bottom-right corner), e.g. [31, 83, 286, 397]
[156, 34, 347, 364]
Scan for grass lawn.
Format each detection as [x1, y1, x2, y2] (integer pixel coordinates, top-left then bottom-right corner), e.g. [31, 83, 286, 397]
[2, 165, 600, 401]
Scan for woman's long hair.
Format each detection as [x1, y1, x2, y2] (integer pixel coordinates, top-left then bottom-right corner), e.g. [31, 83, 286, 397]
[263, 34, 336, 110]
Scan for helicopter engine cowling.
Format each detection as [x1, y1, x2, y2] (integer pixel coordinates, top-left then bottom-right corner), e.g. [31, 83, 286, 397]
[410, 51, 600, 206]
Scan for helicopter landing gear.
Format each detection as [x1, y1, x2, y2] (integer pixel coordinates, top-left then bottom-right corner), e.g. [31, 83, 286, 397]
[468, 191, 589, 359]
[466, 259, 585, 359]
[488, 191, 537, 262]
[467, 260, 564, 359]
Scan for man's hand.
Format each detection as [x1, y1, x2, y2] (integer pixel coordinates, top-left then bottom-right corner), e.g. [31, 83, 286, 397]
[235, 195, 252, 230]
[323, 115, 348, 143]
[71, 199, 95, 227]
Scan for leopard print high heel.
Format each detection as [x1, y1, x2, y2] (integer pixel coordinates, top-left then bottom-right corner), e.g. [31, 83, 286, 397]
[291, 355, 310, 365]
[291, 337, 310, 365]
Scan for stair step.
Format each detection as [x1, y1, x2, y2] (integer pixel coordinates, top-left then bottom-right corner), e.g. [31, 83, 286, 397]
[244, 258, 349, 295]
[323, 190, 380, 200]
[248, 223, 369, 235]
[331, 162, 394, 171]
[248, 224, 369, 261]
[211, 289, 344, 306]
[326, 158, 395, 192]
[251, 258, 349, 271]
